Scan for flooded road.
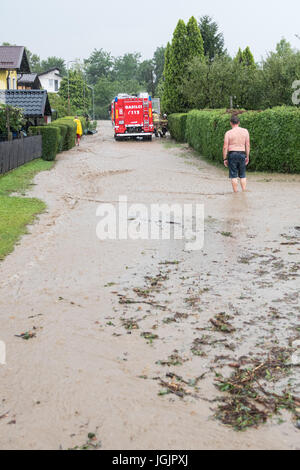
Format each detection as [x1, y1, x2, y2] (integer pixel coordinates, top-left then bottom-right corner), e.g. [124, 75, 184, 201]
[0, 121, 299, 449]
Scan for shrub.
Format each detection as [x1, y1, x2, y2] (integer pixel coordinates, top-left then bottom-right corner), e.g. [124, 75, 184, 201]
[185, 109, 227, 161]
[168, 113, 188, 142]
[49, 122, 68, 152]
[183, 107, 300, 173]
[29, 126, 60, 161]
[54, 118, 77, 150]
[0, 104, 25, 139]
[29, 115, 89, 161]
[240, 107, 300, 172]
[48, 93, 70, 119]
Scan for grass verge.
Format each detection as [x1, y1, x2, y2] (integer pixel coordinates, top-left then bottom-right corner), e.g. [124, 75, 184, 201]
[0, 159, 54, 260]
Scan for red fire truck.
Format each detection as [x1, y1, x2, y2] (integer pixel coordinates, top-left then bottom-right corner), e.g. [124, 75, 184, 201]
[111, 93, 154, 141]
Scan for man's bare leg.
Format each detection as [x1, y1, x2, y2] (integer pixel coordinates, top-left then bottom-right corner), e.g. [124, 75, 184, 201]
[240, 178, 247, 191]
[231, 178, 239, 193]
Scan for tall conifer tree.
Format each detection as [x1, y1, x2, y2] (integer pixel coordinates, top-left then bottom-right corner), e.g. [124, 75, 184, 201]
[186, 16, 204, 60]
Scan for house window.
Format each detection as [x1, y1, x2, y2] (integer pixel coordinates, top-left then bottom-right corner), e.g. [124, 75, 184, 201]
[49, 79, 54, 89]
[54, 80, 59, 92]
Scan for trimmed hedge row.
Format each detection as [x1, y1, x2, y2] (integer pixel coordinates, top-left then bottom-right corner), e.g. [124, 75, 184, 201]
[168, 113, 188, 142]
[29, 116, 89, 161]
[170, 107, 300, 173]
[53, 118, 77, 151]
[29, 126, 60, 161]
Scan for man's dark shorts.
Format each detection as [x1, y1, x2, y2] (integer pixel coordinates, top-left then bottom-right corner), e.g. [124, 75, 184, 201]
[228, 152, 246, 179]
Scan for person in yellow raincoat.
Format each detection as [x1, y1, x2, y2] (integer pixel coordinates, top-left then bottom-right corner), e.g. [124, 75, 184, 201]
[74, 116, 83, 146]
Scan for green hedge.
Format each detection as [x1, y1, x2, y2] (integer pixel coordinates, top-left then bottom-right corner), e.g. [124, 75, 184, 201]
[172, 107, 300, 173]
[168, 113, 188, 142]
[29, 115, 89, 162]
[185, 109, 227, 161]
[48, 122, 68, 152]
[29, 126, 60, 161]
[54, 118, 77, 150]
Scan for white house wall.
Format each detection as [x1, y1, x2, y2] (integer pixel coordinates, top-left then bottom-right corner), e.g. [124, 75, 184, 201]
[39, 70, 62, 93]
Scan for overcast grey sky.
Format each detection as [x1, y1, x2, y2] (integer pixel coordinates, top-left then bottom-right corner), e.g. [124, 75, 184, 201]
[1, 0, 300, 62]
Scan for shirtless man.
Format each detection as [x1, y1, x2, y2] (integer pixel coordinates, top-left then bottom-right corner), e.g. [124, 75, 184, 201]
[223, 115, 250, 193]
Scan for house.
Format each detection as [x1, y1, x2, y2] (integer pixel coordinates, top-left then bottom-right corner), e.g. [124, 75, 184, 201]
[38, 68, 63, 93]
[17, 73, 42, 90]
[0, 90, 52, 124]
[0, 46, 30, 90]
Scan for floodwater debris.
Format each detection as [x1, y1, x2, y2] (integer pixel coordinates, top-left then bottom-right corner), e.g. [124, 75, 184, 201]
[214, 348, 300, 430]
[210, 313, 236, 333]
[219, 231, 233, 238]
[145, 273, 169, 286]
[163, 312, 189, 324]
[118, 295, 167, 310]
[159, 260, 180, 266]
[156, 351, 188, 367]
[122, 318, 140, 330]
[191, 338, 208, 357]
[215, 397, 268, 431]
[68, 433, 101, 451]
[15, 331, 36, 340]
[158, 373, 203, 398]
[141, 332, 159, 343]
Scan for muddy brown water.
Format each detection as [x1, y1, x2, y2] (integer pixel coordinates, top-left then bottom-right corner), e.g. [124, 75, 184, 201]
[0, 121, 299, 450]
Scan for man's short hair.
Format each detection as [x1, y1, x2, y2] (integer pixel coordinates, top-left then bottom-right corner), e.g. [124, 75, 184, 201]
[230, 115, 240, 125]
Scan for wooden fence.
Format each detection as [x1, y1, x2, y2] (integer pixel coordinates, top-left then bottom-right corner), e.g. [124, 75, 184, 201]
[0, 136, 42, 175]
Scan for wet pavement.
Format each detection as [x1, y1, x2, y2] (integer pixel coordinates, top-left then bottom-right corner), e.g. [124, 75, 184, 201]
[0, 121, 299, 449]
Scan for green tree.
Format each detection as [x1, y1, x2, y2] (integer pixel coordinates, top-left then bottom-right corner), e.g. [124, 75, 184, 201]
[137, 60, 155, 96]
[198, 15, 226, 61]
[242, 47, 255, 67]
[0, 104, 25, 135]
[163, 17, 206, 113]
[186, 16, 204, 60]
[153, 46, 166, 92]
[84, 49, 114, 85]
[59, 70, 91, 114]
[276, 38, 293, 57]
[234, 47, 255, 67]
[48, 92, 72, 118]
[155, 76, 164, 99]
[94, 77, 145, 119]
[25, 48, 42, 73]
[162, 19, 188, 113]
[182, 55, 234, 109]
[113, 53, 141, 81]
[40, 57, 67, 76]
[261, 39, 300, 107]
[234, 48, 244, 64]
[161, 42, 173, 113]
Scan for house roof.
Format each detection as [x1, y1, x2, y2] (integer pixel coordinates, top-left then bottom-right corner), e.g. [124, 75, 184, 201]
[17, 73, 41, 88]
[38, 68, 62, 77]
[0, 46, 30, 72]
[17, 73, 37, 84]
[0, 90, 52, 117]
